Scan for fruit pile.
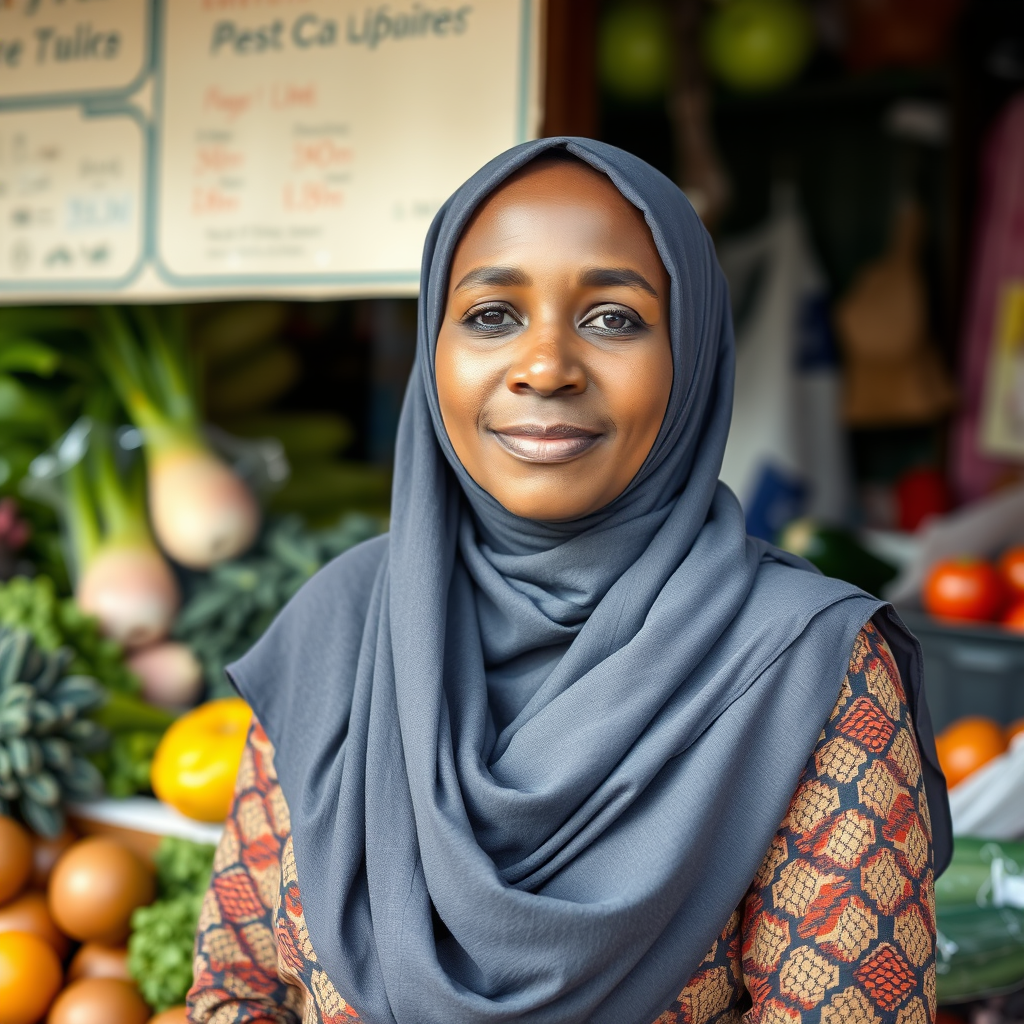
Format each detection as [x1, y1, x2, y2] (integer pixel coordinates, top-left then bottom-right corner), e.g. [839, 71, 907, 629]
[935, 716, 1022, 789]
[0, 813, 211, 1024]
[923, 546, 1024, 631]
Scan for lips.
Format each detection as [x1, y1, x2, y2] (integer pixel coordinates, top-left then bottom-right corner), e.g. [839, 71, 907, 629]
[490, 423, 601, 463]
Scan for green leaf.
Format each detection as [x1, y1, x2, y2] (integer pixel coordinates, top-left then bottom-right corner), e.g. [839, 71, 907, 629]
[0, 374, 56, 430]
[0, 339, 62, 376]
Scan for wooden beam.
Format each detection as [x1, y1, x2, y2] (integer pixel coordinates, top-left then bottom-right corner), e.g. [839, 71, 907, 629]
[542, 0, 599, 139]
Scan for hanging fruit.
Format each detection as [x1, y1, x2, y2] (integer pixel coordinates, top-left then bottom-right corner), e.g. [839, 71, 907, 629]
[598, 2, 673, 102]
[703, 0, 814, 92]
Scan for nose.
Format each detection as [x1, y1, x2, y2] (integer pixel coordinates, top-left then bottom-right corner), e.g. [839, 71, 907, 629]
[505, 328, 586, 398]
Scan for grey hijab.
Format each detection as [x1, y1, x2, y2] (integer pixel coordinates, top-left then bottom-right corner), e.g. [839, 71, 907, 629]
[230, 137, 950, 1024]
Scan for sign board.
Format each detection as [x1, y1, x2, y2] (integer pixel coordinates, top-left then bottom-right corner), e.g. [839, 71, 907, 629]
[0, 0, 542, 300]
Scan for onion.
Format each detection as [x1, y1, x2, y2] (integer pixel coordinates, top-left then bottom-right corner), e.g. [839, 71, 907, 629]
[76, 542, 179, 650]
[127, 641, 204, 709]
[148, 446, 259, 569]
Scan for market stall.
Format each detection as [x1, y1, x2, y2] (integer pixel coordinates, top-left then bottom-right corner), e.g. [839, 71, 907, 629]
[1, 1, 1024, 1022]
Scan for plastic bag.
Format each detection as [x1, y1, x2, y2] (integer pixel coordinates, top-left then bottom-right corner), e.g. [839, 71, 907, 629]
[718, 187, 852, 539]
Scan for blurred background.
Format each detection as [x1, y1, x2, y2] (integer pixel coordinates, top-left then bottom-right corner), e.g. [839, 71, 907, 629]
[3, 2, 1024, 1021]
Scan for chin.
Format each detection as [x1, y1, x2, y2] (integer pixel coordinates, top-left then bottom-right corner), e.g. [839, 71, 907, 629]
[494, 489, 603, 523]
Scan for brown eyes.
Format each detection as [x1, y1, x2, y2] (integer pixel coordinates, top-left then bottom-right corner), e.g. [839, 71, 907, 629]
[460, 304, 647, 336]
[591, 312, 631, 331]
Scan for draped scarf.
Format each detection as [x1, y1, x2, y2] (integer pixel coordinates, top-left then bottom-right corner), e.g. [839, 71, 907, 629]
[231, 137, 950, 1024]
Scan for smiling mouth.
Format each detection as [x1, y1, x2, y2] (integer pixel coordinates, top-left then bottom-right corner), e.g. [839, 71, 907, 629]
[490, 424, 601, 463]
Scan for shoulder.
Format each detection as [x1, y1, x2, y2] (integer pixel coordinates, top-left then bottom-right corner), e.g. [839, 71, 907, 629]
[297, 532, 389, 612]
[227, 533, 389, 735]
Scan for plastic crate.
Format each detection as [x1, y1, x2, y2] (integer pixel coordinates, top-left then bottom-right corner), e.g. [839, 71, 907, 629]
[899, 609, 1024, 732]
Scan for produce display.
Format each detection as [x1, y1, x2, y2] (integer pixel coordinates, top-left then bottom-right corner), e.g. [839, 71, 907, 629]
[923, 547, 1024, 630]
[935, 716, 1017, 789]
[94, 307, 261, 571]
[0, 812, 209, 1023]
[0, 304, 384, 843]
[150, 699, 251, 823]
[174, 513, 379, 699]
[127, 837, 216, 1012]
[0, 627, 107, 836]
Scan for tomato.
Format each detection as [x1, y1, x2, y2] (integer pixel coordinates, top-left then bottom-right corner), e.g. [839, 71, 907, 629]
[1003, 600, 1024, 634]
[935, 716, 1007, 788]
[923, 558, 1004, 622]
[1000, 546, 1024, 601]
[0, 930, 63, 1024]
[151, 697, 251, 821]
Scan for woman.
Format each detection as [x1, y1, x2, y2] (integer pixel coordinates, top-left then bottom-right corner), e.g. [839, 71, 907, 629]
[188, 139, 950, 1024]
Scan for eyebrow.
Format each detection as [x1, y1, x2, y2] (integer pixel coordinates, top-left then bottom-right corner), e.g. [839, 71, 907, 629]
[578, 267, 659, 298]
[451, 264, 660, 299]
[452, 266, 532, 292]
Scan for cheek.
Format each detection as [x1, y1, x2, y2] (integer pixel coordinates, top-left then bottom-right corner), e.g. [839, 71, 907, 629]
[435, 332, 490, 456]
[600, 339, 673, 452]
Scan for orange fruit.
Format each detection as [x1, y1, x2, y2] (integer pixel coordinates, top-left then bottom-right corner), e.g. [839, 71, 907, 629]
[936, 716, 1007, 788]
[148, 1007, 189, 1024]
[0, 930, 63, 1024]
[0, 890, 69, 959]
[48, 837, 155, 946]
[151, 697, 251, 821]
[0, 817, 33, 905]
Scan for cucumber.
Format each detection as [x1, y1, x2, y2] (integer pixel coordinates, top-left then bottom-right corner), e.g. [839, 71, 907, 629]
[936, 905, 1024, 1001]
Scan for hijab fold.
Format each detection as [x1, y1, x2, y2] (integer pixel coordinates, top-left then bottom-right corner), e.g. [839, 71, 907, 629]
[231, 137, 951, 1024]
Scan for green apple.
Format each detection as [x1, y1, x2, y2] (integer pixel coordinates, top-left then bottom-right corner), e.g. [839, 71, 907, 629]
[599, 2, 673, 102]
[703, 0, 814, 92]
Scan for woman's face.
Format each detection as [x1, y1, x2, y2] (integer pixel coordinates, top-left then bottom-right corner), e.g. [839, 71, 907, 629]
[436, 158, 673, 522]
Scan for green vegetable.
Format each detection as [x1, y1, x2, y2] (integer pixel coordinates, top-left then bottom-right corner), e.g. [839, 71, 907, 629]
[0, 575, 175, 797]
[219, 412, 354, 461]
[937, 905, 1024, 1002]
[175, 513, 380, 698]
[91, 729, 163, 799]
[154, 834, 218, 899]
[934, 837, 1024, 1001]
[777, 519, 897, 598]
[92, 307, 261, 570]
[128, 836, 216, 1011]
[0, 575, 138, 693]
[268, 461, 391, 518]
[0, 626, 107, 836]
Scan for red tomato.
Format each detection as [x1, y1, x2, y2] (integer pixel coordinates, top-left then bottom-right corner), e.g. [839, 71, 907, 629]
[1003, 600, 1024, 634]
[1000, 546, 1024, 601]
[923, 558, 1005, 622]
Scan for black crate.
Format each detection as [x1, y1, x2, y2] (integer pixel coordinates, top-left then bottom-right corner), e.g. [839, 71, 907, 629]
[898, 609, 1024, 732]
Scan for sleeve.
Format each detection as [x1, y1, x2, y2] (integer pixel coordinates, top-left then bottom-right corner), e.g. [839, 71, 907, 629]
[187, 720, 305, 1024]
[740, 621, 937, 1024]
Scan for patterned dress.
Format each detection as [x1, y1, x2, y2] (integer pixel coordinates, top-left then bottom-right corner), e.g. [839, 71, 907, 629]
[188, 622, 937, 1024]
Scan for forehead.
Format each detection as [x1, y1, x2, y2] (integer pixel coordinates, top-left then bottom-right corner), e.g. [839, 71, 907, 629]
[448, 159, 665, 277]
